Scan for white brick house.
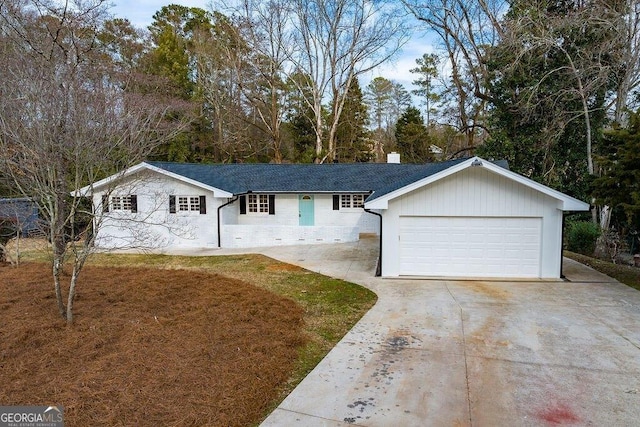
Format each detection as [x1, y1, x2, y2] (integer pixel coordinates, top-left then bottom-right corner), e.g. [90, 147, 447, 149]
[82, 157, 589, 279]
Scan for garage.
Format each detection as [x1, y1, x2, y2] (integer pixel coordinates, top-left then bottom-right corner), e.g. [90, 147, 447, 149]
[365, 157, 591, 279]
[399, 216, 542, 277]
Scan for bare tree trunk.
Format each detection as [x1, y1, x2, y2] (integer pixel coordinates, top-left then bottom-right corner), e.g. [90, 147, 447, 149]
[614, 0, 640, 124]
[52, 255, 66, 318]
[66, 261, 83, 325]
[567, 53, 594, 176]
[271, 89, 283, 163]
[326, 76, 353, 162]
[447, 45, 474, 147]
[314, 97, 324, 162]
[13, 229, 20, 266]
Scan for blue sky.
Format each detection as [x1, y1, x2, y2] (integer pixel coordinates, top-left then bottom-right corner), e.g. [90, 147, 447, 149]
[109, 1, 435, 94]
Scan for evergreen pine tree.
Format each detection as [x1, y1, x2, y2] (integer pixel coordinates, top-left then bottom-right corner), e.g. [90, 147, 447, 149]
[395, 107, 433, 163]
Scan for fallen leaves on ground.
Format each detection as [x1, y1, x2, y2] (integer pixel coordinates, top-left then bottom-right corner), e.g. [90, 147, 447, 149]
[0, 262, 306, 426]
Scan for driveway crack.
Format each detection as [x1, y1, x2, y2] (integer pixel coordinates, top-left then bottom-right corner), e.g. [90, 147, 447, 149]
[445, 282, 473, 427]
[583, 306, 640, 352]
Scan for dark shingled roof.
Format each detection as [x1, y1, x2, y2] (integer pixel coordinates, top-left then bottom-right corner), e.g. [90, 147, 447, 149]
[147, 158, 507, 201]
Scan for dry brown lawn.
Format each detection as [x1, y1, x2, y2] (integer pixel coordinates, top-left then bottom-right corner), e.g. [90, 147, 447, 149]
[0, 262, 306, 426]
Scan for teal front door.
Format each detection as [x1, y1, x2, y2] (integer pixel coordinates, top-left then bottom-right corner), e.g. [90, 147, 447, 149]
[298, 195, 314, 226]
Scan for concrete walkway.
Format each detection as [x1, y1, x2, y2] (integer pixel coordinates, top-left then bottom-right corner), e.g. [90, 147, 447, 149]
[218, 239, 640, 426]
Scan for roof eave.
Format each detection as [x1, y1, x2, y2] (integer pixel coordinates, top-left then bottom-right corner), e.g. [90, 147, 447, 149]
[76, 162, 233, 198]
[364, 157, 591, 212]
[237, 190, 373, 195]
[75, 163, 149, 196]
[144, 163, 233, 197]
[479, 159, 590, 211]
[364, 158, 475, 209]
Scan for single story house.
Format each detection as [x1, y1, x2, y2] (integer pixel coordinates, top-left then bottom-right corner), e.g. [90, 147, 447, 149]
[82, 156, 589, 279]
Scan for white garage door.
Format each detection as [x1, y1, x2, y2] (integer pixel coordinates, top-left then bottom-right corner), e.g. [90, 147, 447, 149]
[399, 216, 542, 278]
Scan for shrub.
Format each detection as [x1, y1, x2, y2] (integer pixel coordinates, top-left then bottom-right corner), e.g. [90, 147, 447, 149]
[566, 220, 601, 255]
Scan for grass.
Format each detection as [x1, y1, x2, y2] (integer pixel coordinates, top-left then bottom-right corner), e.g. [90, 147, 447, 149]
[1, 243, 377, 426]
[565, 250, 640, 291]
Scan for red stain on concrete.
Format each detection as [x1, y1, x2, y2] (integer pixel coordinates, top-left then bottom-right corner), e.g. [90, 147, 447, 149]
[537, 404, 581, 425]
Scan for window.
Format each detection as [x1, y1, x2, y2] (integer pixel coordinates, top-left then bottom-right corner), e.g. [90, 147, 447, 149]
[239, 194, 275, 215]
[177, 196, 200, 212]
[339, 194, 365, 209]
[248, 194, 269, 213]
[104, 195, 137, 213]
[112, 196, 130, 211]
[169, 195, 206, 214]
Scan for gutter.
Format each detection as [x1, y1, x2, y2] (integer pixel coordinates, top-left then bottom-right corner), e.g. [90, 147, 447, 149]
[217, 196, 239, 248]
[364, 208, 383, 277]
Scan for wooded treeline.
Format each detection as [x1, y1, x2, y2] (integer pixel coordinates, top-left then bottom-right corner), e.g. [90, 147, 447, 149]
[134, 0, 640, 236]
[404, 0, 640, 244]
[2, 0, 640, 236]
[93, 1, 413, 164]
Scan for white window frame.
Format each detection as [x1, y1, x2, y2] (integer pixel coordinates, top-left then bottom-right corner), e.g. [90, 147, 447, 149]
[248, 194, 270, 214]
[111, 195, 132, 211]
[176, 195, 201, 213]
[340, 194, 365, 209]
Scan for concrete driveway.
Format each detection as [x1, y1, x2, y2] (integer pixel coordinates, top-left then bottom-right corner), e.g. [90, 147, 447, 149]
[222, 238, 640, 426]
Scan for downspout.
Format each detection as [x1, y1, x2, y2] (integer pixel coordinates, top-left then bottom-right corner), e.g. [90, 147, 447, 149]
[560, 212, 567, 280]
[217, 196, 239, 248]
[364, 208, 383, 277]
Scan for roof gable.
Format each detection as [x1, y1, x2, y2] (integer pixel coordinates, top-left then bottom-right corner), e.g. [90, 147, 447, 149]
[78, 162, 233, 197]
[364, 157, 590, 211]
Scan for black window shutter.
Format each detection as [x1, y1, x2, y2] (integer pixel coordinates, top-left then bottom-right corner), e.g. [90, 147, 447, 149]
[169, 195, 176, 214]
[130, 195, 137, 213]
[239, 195, 246, 214]
[102, 195, 109, 213]
[333, 195, 340, 210]
[199, 195, 206, 214]
[268, 195, 275, 215]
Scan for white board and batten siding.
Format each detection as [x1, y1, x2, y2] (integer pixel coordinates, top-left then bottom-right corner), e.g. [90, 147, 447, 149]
[381, 167, 565, 278]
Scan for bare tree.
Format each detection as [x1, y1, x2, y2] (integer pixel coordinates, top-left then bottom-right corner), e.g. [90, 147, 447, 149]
[613, 0, 640, 123]
[403, 0, 506, 147]
[280, 0, 410, 162]
[0, 0, 185, 324]
[226, 0, 294, 163]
